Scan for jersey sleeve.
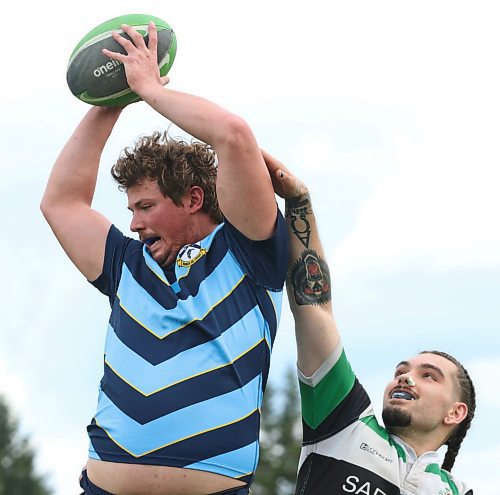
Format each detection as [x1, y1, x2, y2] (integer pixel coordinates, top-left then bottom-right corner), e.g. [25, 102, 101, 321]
[298, 341, 371, 444]
[89, 225, 136, 305]
[223, 208, 288, 291]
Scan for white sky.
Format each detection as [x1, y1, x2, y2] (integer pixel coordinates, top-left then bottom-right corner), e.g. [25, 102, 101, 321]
[1, 1, 499, 493]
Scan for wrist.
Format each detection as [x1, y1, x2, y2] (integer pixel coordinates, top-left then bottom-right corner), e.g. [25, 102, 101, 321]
[89, 105, 124, 119]
[285, 191, 311, 210]
[133, 81, 166, 103]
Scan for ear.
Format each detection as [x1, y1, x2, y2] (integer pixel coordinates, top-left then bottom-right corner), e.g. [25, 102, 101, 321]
[188, 186, 205, 213]
[444, 402, 468, 426]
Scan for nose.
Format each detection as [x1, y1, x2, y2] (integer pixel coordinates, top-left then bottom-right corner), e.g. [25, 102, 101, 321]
[130, 213, 144, 233]
[398, 372, 416, 387]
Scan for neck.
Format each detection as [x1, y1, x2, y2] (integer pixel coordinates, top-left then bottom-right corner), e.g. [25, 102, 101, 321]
[159, 216, 219, 269]
[392, 428, 448, 457]
[193, 215, 219, 241]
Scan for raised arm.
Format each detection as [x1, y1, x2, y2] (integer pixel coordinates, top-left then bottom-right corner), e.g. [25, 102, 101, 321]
[262, 150, 339, 376]
[40, 106, 122, 280]
[102, 22, 277, 240]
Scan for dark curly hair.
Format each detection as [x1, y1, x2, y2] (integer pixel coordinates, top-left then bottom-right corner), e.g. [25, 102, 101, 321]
[420, 350, 476, 472]
[111, 131, 223, 224]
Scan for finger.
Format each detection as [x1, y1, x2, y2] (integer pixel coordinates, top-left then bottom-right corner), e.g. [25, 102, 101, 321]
[102, 47, 127, 62]
[107, 29, 136, 55]
[121, 24, 147, 50]
[160, 76, 170, 86]
[261, 149, 283, 175]
[262, 149, 293, 177]
[147, 21, 158, 58]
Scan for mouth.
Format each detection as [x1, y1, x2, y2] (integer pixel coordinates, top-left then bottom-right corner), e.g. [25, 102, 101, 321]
[144, 236, 161, 248]
[390, 389, 416, 401]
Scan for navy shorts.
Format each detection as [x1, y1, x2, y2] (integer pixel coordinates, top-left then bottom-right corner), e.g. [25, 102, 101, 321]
[79, 469, 250, 495]
[210, 487, 250, 495]
[79, 469, 114, 495]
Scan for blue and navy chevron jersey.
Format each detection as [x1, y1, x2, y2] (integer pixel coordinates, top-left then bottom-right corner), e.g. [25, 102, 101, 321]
[88, 214, 288, 483]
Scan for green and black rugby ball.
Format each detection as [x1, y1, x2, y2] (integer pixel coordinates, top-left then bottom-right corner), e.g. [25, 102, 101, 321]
[67, 14, 177, 106]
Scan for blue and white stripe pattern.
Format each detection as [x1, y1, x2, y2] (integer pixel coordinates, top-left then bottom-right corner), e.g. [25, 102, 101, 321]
[88, 216, 287, 482]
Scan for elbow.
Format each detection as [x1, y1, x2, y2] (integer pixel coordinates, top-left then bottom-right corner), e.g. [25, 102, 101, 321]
[40, 193, 56, 224]
[216, 114, 255, 150]
[40, 193, 50, 219]
[40, 190, 65, 224]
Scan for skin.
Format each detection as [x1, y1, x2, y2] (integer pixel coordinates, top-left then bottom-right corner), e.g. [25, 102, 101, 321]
[383, 352, 468, 455]
[262, 151, 468, 458]
[127, 180, 216, 268]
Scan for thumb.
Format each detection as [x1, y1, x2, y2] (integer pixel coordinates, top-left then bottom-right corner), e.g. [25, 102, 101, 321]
[160, 76, 170, 86]
[276, 169, 299, 198]
[277, 169, 288, 181]
[277, 169, 308, 199]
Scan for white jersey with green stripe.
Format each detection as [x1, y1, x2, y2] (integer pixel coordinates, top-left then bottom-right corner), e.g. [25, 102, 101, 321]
[295, 342, 472, 495]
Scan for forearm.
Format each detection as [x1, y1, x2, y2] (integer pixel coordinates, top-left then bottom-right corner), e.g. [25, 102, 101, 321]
[104, 23, 252, 154]
[41, 106, 123, 212]
[285, 194, 339, 375]
[137, 84, 247, 149]
[285, 194, 331, 308]
[138, 83, 277, 238]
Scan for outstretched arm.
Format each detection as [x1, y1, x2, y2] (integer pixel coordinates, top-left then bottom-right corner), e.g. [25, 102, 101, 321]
[40, 107, 122, 280]
[103, 22, 277, 240]
[262, 150, 339, 376]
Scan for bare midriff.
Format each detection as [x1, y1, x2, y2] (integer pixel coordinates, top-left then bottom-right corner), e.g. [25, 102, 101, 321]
[86, 459, 246, 495]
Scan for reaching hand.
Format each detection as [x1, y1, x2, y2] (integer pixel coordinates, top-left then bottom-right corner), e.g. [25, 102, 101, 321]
[261, 149, 308, 200]
[102, 22, 169, 96]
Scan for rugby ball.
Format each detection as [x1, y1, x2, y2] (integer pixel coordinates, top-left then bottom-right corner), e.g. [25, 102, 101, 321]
[67, 14, 177, 106]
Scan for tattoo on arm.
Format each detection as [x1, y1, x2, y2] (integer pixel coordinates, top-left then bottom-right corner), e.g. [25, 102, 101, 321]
[289, 249, 331, 306]
[285, 194, 312, 248]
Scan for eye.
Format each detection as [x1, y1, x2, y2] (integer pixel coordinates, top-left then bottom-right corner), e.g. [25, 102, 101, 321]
[423, 373, 437, 381]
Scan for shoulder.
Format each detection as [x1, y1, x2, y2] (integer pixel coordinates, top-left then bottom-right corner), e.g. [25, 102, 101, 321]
[90, 225, 143, 295]
[221, 213, 288, 290]
[300, 342, 372, 434]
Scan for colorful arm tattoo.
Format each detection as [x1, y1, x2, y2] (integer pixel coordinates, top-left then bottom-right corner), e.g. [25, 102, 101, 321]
[289, 249, 331, 306]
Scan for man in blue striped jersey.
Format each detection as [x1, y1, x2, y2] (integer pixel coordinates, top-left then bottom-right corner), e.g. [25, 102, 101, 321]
[41, 23, 288, 495]
[263, 153, 475, 495]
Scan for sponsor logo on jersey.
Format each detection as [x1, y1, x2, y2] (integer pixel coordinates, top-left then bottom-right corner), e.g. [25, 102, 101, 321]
[177, 243, 207, 267]
[342, 475, 388, 494]
[360, 443, 393, 464]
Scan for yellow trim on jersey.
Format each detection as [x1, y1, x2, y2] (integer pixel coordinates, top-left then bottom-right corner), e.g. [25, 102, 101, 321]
[117, 274, 247, 339]
[104, 337, 265, 396]
[95, 408, 259, 458]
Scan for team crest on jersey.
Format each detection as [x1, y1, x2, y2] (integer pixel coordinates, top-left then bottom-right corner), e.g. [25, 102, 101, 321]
[177, 243, 207, 267]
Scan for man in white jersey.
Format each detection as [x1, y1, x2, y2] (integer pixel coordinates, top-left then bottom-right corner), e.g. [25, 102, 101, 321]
[263, 151, 476, 495]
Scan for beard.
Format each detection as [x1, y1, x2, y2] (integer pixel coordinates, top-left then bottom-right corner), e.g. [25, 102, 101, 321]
[382, 406, 412, 433]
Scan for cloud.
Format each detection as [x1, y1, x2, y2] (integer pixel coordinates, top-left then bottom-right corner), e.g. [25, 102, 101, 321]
[0, 362, 27, 419]
[333, 124, 500, 275]
[466, 357, 500, 409]
[36, 435, 89, 494]
[453, 444, 500, 490]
